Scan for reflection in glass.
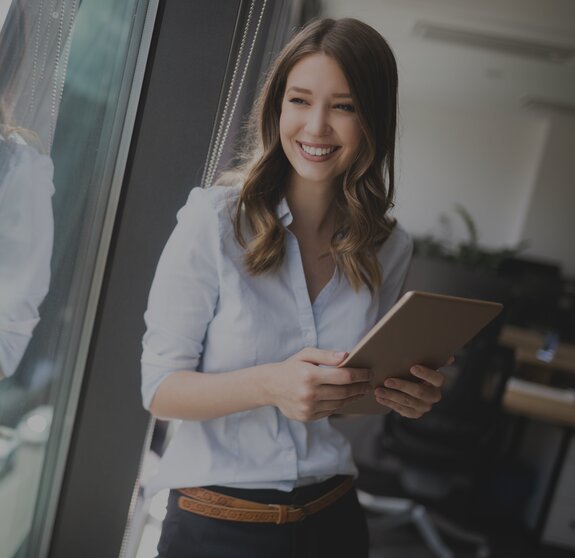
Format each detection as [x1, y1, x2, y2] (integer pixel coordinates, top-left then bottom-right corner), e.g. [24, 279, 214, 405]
[0, 137, 54, 380]
[0, 0, 149, 555]
[0, 1, 55, 381]
[0, 2, 58, 555]
[0, 139, 54, 380]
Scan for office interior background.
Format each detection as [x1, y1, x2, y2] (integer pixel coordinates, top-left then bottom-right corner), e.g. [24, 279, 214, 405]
[0, 0, 574, 557]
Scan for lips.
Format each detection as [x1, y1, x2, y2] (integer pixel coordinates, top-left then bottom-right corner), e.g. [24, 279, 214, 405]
[296, 141, 341, 162]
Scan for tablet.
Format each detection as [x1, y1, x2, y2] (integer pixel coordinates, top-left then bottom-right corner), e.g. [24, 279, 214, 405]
[338, 290, 503, 414]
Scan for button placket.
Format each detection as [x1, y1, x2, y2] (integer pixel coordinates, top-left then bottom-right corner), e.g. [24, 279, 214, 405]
[286, 232, 318, 348]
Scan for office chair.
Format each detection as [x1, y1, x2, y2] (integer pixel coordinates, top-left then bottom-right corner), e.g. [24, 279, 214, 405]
[357, 325, 515, 558]
[355, 256, 515, 558]
[497, 256, 563, 332]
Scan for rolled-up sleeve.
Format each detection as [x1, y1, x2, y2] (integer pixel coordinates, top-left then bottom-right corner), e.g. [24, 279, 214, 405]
[141, 187, 220, 409]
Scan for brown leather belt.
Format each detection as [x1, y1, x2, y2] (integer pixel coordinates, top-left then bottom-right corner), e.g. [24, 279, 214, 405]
[177, 476, 353, 524]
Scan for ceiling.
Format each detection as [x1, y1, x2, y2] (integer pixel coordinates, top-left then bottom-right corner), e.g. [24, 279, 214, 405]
[322, 0, 575, 114]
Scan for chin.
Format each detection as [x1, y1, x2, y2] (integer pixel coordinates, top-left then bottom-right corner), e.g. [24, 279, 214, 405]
[295, 170, 334, 186]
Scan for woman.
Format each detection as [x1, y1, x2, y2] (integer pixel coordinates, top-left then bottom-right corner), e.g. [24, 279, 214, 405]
[142, 17, 445, 558]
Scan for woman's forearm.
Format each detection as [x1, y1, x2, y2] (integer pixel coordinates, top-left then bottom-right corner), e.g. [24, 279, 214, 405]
[148, 348, 372, 423]
[148, 365, 275, 421]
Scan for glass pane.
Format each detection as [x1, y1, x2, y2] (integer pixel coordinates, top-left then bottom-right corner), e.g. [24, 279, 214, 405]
[0, 0, 149, 556]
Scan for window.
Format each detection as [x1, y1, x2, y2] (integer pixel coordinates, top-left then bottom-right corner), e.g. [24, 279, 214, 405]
[0, 0, 153, 556]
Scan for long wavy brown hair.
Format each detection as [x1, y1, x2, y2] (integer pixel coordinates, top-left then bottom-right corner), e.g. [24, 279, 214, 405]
[225, 18, 398, 293]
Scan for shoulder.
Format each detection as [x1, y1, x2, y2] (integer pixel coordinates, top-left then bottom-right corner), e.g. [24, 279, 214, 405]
[376, 222, 413, 303]
[175, 184, 241, 239]
[181, 184, 241, 217]
[378, 221, 413, 262]
[179, 184, 240, 218]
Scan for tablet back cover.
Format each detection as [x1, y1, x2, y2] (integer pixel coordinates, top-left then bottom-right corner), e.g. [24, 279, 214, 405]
[339, 291, 502, 414]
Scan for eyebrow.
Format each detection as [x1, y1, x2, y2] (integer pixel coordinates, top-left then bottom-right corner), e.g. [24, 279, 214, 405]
[286, 86, 352, 99]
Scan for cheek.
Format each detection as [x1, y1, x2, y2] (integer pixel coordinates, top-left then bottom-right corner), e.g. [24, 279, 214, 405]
[279, 112, 287, 139]
[339, 127, 363, 170]
[279, 114, 298, 165]
[279, 115, 291, 152]
[279, 108, 298, 139]
[338, 125, 362, 164]
[346, 121, 363, 151]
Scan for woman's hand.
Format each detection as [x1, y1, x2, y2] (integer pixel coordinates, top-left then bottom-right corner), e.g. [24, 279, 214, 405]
[373, 358, 452, 419]
[265, 347, 373, 422]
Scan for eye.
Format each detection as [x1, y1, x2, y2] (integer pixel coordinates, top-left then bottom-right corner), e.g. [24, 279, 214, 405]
[335, 103, 355, 113]
[288, 97, 307, 105]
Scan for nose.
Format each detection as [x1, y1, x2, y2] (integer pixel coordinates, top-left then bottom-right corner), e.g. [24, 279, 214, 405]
[304, 105, 331, 137]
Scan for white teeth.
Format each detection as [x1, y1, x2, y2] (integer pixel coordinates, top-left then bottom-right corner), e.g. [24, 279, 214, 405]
[300, 143, 337, 156]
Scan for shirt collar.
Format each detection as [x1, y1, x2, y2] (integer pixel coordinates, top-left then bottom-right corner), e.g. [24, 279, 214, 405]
[275, 196, 293, 227]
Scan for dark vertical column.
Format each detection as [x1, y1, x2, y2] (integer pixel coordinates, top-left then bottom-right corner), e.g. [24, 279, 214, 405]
[48, 1, 242, 556]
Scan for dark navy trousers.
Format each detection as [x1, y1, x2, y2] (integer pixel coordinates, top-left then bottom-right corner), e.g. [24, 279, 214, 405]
[156, 476, 369, 558]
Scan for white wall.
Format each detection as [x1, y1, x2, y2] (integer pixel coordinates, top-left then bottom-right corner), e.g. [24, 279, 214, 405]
[519, 115, 575, 276]
[392, 100, 550, 252]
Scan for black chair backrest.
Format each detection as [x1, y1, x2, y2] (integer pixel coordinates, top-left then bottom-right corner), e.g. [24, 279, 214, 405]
[497, 256, 563, 330]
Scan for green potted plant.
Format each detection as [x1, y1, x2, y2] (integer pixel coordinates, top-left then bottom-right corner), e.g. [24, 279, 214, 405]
[413, 204, 527, 272]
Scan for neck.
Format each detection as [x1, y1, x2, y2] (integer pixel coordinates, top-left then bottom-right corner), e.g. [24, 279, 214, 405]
[285, 173, 338, 237]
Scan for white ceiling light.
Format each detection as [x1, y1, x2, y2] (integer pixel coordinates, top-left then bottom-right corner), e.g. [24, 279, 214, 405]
[414, 20, 575, 63]
[522, 96, 575, 115]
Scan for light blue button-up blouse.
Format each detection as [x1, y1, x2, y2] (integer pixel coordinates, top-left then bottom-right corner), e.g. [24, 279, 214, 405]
[141, 184, 412, 496]
[0, 137, 54, 378]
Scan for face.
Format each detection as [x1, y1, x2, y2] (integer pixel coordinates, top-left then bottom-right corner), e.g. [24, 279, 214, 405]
[279, 53, 363, 191]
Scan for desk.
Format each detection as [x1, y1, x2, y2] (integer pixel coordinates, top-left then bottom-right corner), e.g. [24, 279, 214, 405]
[502, 384, 575, 549]
[499, 326, 575, 550]
[500, 325, 575, 377]
[503, 378, 575, 427]
[500, 324, 575, 475]
[499, 324, 575, 476]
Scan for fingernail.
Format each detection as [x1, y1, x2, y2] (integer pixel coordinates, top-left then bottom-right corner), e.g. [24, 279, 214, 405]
[410, 366, 421, 374]
[335, 351, 348, 359]
[384, 379, 395, 388]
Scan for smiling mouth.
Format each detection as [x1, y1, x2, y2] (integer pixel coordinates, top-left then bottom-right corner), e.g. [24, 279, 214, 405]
[297, 141, 340, 161]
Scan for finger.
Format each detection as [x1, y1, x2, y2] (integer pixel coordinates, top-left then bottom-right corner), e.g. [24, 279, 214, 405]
[310, 409, 335, 421]
[408, 365, 445, 388]
[382, 377, 442, 404]
[295, 347, 349, 366]
[446, 355, 455, 366]
[316, 382, 371, 400]
[316, 366, 373, 386]
[307, 400, 343, 420]
[311, 393, 366, 419]
[374, 396, 425, 419]
[375, 386, 433, 412]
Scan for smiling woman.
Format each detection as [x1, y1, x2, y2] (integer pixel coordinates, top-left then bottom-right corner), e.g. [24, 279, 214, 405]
[230, 18, 400, 293]
[140, 16, 449, 558]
